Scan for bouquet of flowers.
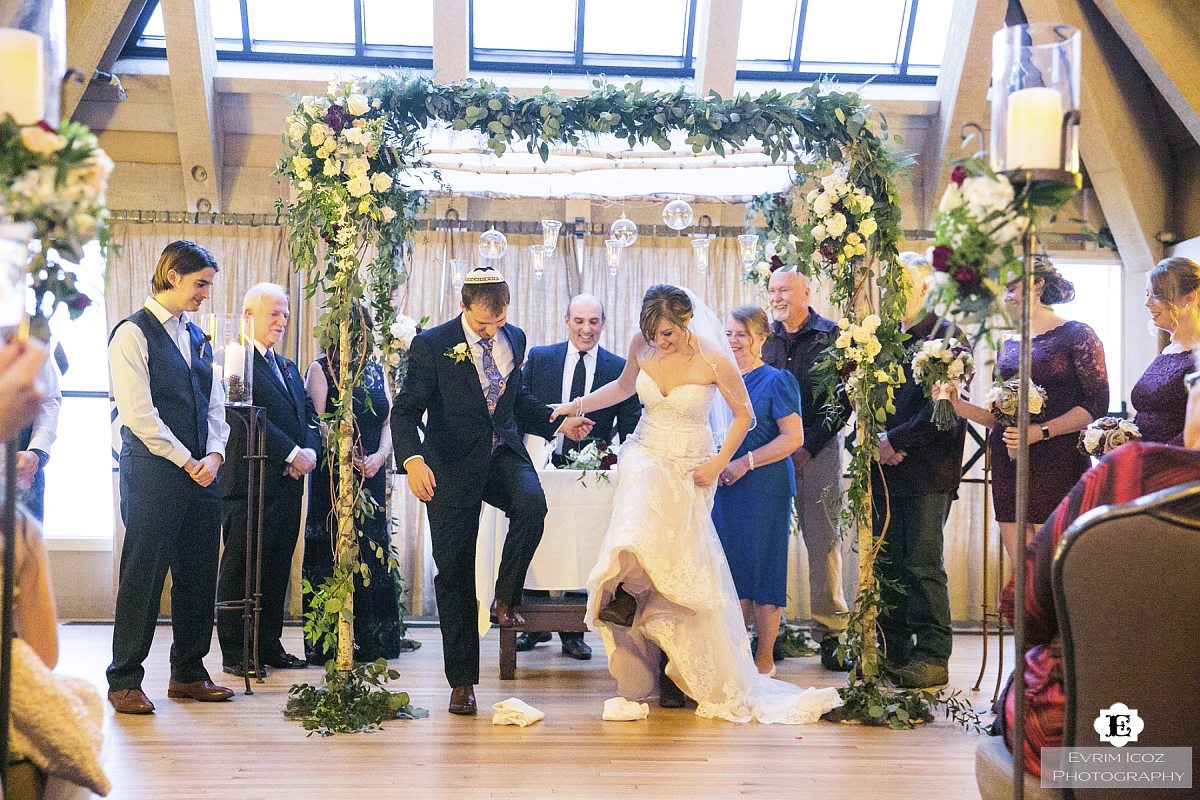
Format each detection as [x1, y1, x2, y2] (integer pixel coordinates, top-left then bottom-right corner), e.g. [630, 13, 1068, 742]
[558, 439, 618, 485]
[1078, 417, 1142, 458]
[0, 115, 112, 329]
[799, 166, 878, 272]
[384, 313, 428, 385]
[927, 158, 1028, 339]
[911, 337, 975, 430]
[984, 378, 1048, 459]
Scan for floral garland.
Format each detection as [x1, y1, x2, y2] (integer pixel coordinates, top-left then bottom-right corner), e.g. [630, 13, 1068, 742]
[0, 115, 112, 331]
[744, 192, 803, 288]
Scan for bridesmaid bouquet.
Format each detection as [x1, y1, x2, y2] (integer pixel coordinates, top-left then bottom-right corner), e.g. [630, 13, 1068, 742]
[984, 379, 1048, 459]
[1078, 417, 1142, 457]
[912, 337, 975, 430]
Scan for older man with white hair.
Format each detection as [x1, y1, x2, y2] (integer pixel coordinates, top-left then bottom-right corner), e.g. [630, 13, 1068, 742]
[216, 282, 320, 677]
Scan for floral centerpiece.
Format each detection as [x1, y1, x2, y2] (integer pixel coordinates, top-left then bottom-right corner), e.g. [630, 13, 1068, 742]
[926, 158, 1028, 341]
[911, 337, 975, 430]
[0, 115, 112, 335]
[1078, 416, 1141, 458]
[984, 378, 1048, 459]
[798, 166, 878, 273]
[557, 438, 618, 485]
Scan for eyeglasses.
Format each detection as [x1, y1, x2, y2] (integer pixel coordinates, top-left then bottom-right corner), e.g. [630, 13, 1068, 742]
[1185, 371, 1200, 391]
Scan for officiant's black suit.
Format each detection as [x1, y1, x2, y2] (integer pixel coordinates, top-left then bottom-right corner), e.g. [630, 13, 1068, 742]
[217, 348, 321, 666]
[392, 315, 560, 687]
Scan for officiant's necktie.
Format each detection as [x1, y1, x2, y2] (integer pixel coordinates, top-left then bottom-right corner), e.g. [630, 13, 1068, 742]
[570, 350, 587, 402]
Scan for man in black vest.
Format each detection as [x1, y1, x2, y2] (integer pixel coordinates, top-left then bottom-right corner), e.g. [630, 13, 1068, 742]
[872, 253, 966, 690]
[392, 266, 593, 715]
[107, 240, 233, 714]
[515, 294, 641, 659]
[217, 283, 321, 677]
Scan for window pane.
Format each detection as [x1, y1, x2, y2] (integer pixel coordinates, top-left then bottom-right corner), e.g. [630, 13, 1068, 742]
[737, 0, 800, 63]
[141, 4, 164, 39]
[364, 0, 433, 47]
[1055, 261, 1124, 412]
[249, 0, 356, 44]
[47, 242, 108, 393]
[137, 0, 243, 48]
[799, 0, 906, 66]
[42, 397, 115, 540]
[473, 0, 576, 53]
[583, 0, 688, 57]
[906, 0, 953, 65]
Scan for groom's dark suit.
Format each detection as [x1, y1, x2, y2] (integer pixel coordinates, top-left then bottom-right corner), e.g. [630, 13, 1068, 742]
[392, 315, 562, 687]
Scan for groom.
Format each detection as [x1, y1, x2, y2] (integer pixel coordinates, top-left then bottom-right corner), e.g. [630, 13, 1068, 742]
[392, 265, 593, 715]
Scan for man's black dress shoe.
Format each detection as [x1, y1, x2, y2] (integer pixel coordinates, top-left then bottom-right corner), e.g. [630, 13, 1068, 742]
[222, 662, 267, 679]
[490, 598, 525, 627]
[598, 583, 637, 627]
[819, 637, 854, 672]
[262, 652, 309, 669]
[516, 631, 552, 652]
[449, 685, 477, 715]
[560, 634, 592, 660]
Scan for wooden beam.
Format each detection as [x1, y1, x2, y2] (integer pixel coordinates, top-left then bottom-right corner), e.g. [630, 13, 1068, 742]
[432, 0, 469, 83]
[1091, 0, 1200, 147]
[62, 0, 145, 121]
[161, 0, 222, 212]
[917, 0, 1007, 228]
[694, 0, 743, 98]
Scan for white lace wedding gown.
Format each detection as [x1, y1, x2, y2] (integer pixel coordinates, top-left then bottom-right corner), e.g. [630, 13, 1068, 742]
[586, 372, 844, 724]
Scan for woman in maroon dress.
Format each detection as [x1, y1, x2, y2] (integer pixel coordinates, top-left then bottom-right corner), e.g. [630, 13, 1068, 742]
[950, 258, 1109, 559]
[1132, 256, 1200, 445]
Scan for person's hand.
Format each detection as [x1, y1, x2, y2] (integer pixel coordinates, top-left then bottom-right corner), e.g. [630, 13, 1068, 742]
[14, 451, 39, 489]
[549, 402, 575, 422]
[933, 382, 967, 413]
[790, 447, 812, 477]
[291, 447, 318, 475]
[718, 457, 750, 487]
[406, 458, 436, 502]
[0, 338, 47, 442]
[188, 453, 222, 487]
[1002, 425, 1046, 449]
[558, 416, 595, 442]
[355, 451, 386, 479]
[692, 458, 724, 487]
[877, 434, 905, 466]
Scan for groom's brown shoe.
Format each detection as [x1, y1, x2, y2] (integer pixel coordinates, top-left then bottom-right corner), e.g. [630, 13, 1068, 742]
[598, 583, 637, 627]
[167, 679, 234, 702]
[449, 685, 477, 715]
[490, 598, 525, 627]
[108, 687, 155, 715]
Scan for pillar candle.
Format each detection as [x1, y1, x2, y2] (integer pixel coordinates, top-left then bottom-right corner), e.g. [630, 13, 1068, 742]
[0, 29, 45, 125]
[1005, 86, 1064, 171]
[224, 342, 246, 380]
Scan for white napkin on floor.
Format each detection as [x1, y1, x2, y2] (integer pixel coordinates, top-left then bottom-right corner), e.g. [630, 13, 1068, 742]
[492, 698, 545, 727]
[602, 696, 650, 721]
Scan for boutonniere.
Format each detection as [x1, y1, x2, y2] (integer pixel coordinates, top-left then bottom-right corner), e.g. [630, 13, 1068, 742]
[445, 342, 472, 364]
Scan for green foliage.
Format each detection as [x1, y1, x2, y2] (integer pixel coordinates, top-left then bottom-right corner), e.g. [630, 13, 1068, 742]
[285, 659, 429, 736]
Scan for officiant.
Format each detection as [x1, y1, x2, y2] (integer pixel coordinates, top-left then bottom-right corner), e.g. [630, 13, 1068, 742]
[516, 294, 642, 660]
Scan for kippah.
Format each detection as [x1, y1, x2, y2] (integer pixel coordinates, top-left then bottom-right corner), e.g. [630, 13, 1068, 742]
[464, 265, 505, 284]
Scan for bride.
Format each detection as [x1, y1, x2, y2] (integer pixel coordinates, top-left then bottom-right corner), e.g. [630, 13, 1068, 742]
[551, 285, 842, 724]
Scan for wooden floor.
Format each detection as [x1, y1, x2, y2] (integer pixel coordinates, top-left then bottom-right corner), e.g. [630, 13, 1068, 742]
[58, 623, 1010, 799]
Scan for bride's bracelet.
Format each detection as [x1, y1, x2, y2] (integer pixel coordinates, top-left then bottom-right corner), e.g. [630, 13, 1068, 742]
[747, 451, 756, 471]
[575, 397, 584, 417]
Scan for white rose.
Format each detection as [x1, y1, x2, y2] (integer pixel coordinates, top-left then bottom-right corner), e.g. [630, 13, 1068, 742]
[863, 314, 881, 332]
[381, 206, 397, 222]
[806, 188, 820, 204]
[309, 124, 328, 147]
[938, 183, 965, 213]
[812, 192, 833, 217]
[390, 316, 418, 348]
[962, 175, 1015, 218]
[948, 360, 964, 379]
[346, 174, 372, 198]
[1083, 428, 1103, 452]
[835, 332, 852, 349]
[19, 126, 68, 156]
[812, 223, 828, 242]
[865, 339, 882, 359]
[387, 351, 401, 367]
[825, 213, 847, 238]
[322, 159, 341, 177]
[342, 126, 364, 145]
[858, 217, 878, 237]
[371, 172, 393, 193]
[347, 94, 371, 116]
[343, 156, 370, 178]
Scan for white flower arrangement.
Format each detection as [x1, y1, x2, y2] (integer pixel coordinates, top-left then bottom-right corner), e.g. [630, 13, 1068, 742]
[802, 166, 878, 270]
[911, 338, 975, 430]
[830, 314, 906, 422]
[558, 439, 618, 485]
[1078, 417, 1141, 457]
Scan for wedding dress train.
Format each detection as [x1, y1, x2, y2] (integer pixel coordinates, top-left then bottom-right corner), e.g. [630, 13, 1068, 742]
[586, 372, 843, 724]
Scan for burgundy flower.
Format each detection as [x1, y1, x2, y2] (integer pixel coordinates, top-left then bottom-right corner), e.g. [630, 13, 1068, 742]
[595, 440, 610, 452]
[325, 104, 349, 133]
[36, 120, 56, 134]
[952, 267, 979, 291]
[837, 360, 858, 379]
[769, 255, 784, 273]
[931, 244, 953, 272]
[819, 242, 837, 260]
[950, 164, 968, 185]
[67, 294, 91, 312]
[599, 453, 618, 470]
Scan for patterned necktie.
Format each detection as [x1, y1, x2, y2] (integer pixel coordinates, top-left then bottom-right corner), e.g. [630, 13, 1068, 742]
[480, 336, 505, 415]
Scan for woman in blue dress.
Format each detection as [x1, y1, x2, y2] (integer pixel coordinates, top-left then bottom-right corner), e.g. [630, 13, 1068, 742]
[712, 305, 804, 676]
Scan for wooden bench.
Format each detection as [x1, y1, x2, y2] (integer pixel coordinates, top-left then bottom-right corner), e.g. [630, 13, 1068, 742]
[498, 592, 590, 679]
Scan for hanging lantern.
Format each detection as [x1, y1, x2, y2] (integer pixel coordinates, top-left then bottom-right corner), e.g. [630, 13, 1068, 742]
[990, 23, 1082, 187]
[604, 239, 622, 277]
[662, 198, 693, 231]
[692, 236, 711, 274]
[541, 219, 562, 253]
[451, 258, 468, 293]
[529, 244, 548, 281]
[478, 227, 508, 260]
[736, 234, 759, 267]
[610, 213, 638, 247]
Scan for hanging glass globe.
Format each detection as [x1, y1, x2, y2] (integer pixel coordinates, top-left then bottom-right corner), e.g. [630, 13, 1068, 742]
[610, 214, 638, 247]
[478, 227, 508, 260]
[662, 198, 693, 231]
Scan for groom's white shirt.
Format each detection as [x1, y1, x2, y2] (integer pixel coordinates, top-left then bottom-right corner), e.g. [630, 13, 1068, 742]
[460, 313, 514, 394]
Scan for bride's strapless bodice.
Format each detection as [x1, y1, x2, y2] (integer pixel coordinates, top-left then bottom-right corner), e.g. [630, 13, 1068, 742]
[630, 371, 717, 463]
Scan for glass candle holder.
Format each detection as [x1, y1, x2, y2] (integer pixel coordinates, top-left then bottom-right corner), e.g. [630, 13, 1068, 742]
[736, 234, 758, 267]
[610, 214, 638, 247]
[692, 236, 712, 274]
[604, 238, 622, 276]
[990, 22, 1082, 184]
[541, 219, 562, 254]
[203, 313, 255, 405]
[529, 244, 548, 280]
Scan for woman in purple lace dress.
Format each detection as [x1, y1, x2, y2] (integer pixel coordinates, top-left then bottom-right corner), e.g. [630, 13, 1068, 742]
[1132, 257, 1200, 445]
[951, 259, 1109, 559]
